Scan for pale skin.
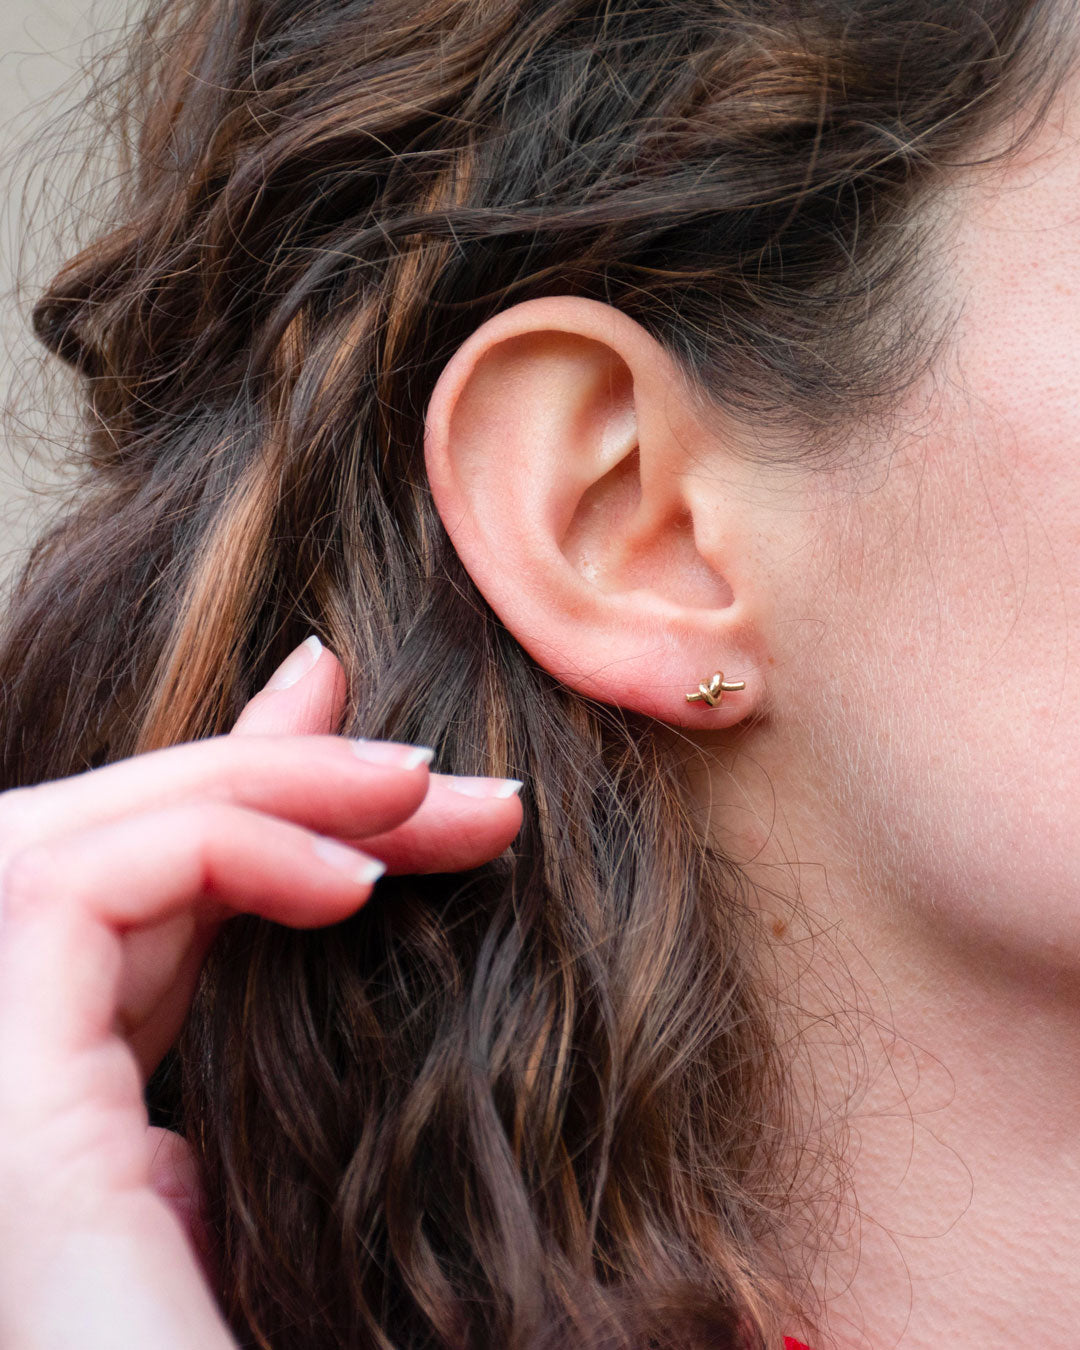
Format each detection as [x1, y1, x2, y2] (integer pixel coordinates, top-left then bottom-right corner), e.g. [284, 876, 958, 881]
[422, 69, 1080, 1349]
[0, 637, 524, 1347]
[5, 65, 1080, 1350]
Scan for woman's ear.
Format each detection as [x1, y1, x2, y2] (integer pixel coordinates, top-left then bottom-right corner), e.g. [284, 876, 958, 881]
[423, 296, 772, 725]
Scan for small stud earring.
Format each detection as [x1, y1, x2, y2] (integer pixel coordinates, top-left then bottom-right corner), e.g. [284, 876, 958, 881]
[685, 671, 746, 709]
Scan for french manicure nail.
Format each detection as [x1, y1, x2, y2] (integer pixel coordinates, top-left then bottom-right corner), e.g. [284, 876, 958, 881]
[443, 776, 524, 799]
[312, 836, 387, 885]
[265, 635, 323, 691]
[350, 739, 436, 770]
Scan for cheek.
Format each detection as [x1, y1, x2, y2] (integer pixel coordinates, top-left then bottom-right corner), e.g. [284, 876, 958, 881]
[808, 399, 1080, 967]
[782, 111, 1080, 964]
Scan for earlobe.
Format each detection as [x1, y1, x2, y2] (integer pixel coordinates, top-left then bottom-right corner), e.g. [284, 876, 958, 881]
[423, 296, 765, 726]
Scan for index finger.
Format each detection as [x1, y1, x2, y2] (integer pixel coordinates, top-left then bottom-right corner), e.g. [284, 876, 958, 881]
[230, 636, 347, 738]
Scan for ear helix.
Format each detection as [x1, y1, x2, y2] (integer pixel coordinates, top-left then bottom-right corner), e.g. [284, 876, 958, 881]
[685, 671, 745, 709]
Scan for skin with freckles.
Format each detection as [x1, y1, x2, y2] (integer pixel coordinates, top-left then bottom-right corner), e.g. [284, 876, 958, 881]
[422, 69, 1080, 1348]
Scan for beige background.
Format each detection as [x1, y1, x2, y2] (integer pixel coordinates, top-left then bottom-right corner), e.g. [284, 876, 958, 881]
[0, 0, 120, 588]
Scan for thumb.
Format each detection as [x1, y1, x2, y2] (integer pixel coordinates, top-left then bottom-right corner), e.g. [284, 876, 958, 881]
[231, 635, 347, 738]
[147, 1127, 219, 1288]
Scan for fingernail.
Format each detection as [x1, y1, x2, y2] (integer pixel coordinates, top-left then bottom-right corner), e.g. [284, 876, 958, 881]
[312, 836, 387, 885]
[443, 776, 524, 799]
[265, 635, 323, 692]
[350, 739, 436, 770]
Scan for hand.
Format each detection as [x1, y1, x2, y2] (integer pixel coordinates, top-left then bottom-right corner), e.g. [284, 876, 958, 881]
[0, 638, 523, 1349]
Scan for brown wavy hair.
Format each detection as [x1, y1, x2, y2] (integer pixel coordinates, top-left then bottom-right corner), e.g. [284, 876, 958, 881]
[0, 1, 1069, 1345]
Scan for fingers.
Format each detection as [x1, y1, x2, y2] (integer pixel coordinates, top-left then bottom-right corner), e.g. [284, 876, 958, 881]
[0, 633, 526, 877]
[0, 735, 436, 852]
[231, 636, 347, 738]
[1, 738, 526, 866]
[0, 803, 387, 1058]
[0, 636, 399, 850]
[0, 633, 527, 1346]
[117, 916, 219, 1077]
[147, 1129, 216, 1287]
[0, 634, 527, 1080]
[351, 773, 524, 873]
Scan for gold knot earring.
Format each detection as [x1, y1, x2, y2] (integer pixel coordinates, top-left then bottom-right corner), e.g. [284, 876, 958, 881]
[685, 671, 746, 709]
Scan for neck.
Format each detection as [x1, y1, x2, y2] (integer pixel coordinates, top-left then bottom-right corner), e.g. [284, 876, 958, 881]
[701, 734, 1080, 1349]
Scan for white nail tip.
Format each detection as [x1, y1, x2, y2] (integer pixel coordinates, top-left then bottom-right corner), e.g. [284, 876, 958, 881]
[401, 746, 437, 770]
[355, 857, 388, 885]
[265, 635, 323, 691]
[350, 740, 436, 769]
[312, 836, 386, 886]
[445, 777, 524, 798]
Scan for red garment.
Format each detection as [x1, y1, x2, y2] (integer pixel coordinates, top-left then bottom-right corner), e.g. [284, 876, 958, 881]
[784, 1341, 811, 1350]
